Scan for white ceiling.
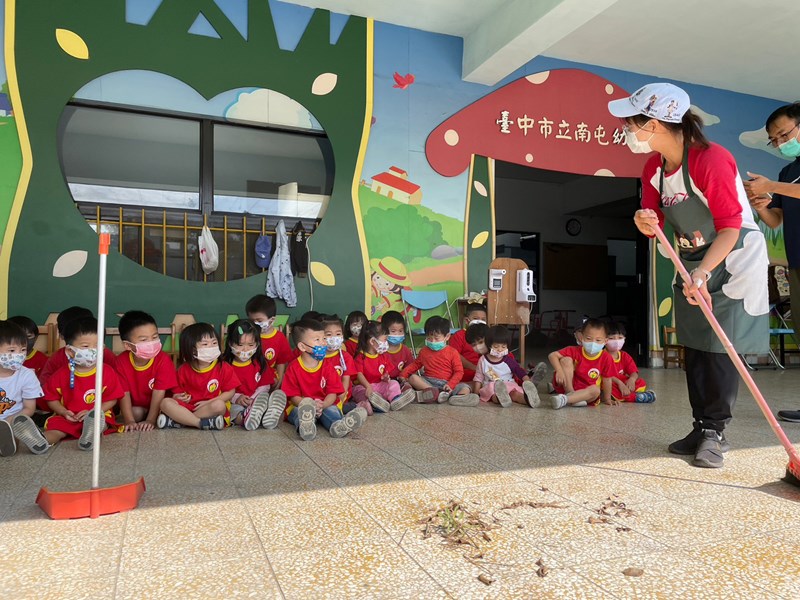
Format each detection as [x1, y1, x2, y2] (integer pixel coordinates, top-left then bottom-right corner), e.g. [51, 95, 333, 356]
[284, 0, 798, 101]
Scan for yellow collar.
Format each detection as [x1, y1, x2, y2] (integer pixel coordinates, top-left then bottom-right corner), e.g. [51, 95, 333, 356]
[193, 360, 217, 373]
[129, 352, 154, 371]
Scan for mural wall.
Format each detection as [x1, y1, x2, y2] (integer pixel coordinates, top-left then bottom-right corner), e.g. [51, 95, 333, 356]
[0, 1, 792, 347]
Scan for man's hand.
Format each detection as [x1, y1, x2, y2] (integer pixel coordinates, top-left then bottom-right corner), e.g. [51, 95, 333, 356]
[748, 194, 773, 211]
[744, 172, 773, 198]
[634, 209, 659, 236]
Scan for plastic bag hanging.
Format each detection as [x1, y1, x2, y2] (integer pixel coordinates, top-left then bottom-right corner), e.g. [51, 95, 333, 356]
[198, 225, 219, 275]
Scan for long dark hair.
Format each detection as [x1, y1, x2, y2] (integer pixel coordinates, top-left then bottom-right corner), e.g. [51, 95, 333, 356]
[629, 109, 709, 149]
[222, 319, 268, 375]
[179, 322, 219, 365]
[345, 310, 368, 339]
[358, 320, 386, 355]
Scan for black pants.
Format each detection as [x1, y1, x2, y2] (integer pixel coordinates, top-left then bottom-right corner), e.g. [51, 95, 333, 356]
[684, 347, 740, 433]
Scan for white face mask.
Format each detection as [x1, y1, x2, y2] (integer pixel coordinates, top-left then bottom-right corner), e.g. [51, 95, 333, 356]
[373, 339, 389, 354]
[473, 343, 488, 355]
[196, 347, 221, 363]
[489, 348, 509, 358]
[255, 319, 274, 332]
[350, 324, 363, 337]
[234, 347, 257, 362]
[68, 346, 98, 367]
[624, 124, 655, 154]
[326, 336, 344, 351]
[0, 352, 25, 371]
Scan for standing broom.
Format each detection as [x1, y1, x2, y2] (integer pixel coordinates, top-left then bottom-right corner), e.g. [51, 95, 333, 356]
[36, 233, 145, 519]
[652, 225, 800, 486]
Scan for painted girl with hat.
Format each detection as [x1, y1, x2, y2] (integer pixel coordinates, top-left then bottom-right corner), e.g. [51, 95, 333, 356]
[370, 256, 410, 318]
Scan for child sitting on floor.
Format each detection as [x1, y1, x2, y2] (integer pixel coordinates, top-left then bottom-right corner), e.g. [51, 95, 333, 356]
[606, 322, 655, 403]
[321, 314, 360, 414]
[548, 318, 616, 409]
[115, 310, 178, 432]
[0, 320, 49, 456]
[353, 321, 415, 413]
[473, 325, 540, 408]
[344, 310, 368, 357]
[282, 319, 367, 441]
[8, 315, 48, 379]
[381, 310, 414, 375]
[222, 319, 287, 430]
[245, 294, 293, 387]
[158, 323, 238, 430]
[398, 316, 478, 406]
[448, 303, 487, 387]
[42, 316, 125, 450]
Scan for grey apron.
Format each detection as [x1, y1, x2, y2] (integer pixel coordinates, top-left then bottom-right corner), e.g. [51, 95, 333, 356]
[660, 148, 769, 354]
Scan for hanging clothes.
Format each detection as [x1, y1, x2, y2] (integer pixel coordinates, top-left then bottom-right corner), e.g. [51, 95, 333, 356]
[290, 220, 309, 277]
[266, 220, 297, 307]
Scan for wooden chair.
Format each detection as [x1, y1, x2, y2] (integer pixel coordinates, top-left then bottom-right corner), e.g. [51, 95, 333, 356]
[43, 312, 61, 354]
[663, 326, 685, 369]
[34, 324, 55, 356]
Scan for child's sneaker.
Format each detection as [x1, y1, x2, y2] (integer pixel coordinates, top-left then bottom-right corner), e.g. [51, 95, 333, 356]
[437, 391, 450, 404]
[495, 381, 512, 407]
[296, 399, 317, 441]
[0, 419, 16, 457]
[390, 387, 415, 411]
[530, 362, 548, 386]
[369, 392, 391, 413]
[199, 415, 225, 430]
[522, 380, 540, 408]
[449, 393, 480, 407]
[416, 388, 437, 404]
[261, 390, 288, 429]
[79, 411, 107, 451]
[243, 392, 270, 431]
[329, 406, 368, 438]
[551, 394, 568, 410]
[571, 401, 588, 407]
[356, 399, 373, 416]
[635, 391, 656, 404]
[11, 415, 49, 455]
[157, 414, 182, 429]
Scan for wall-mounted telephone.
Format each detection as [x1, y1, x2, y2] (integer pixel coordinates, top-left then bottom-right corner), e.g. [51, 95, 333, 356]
[516, 269, 537, 303]
[489, 268, 506, 291]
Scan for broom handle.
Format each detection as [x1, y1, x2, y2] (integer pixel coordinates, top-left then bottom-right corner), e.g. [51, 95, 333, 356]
[652, 226, 800, 463]
[91, 233, 110, 490]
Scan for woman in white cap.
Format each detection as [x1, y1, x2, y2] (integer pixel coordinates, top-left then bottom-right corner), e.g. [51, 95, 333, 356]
[609, 83, 769, 469]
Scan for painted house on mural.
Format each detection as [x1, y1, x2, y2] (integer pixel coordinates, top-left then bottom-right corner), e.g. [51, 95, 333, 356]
[370, 166, 422, 205]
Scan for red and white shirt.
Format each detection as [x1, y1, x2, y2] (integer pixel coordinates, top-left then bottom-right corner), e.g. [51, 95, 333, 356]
[23, 349, 48, 379]
[448, 329, 480, 382]
[229, 359, 274, 398]
[259, 329, 293, 377]
[386, 345, 414, 378]
[282, 357, 345, 416]
[324, 350, 356, 390]
[610, 351, 639, 380]
[41, 365, 125, 413]
[354, 352, 395, 384]
[175, 361, 240, 405]
[115, 351, 178, 408]
[554, 346, 616, 391]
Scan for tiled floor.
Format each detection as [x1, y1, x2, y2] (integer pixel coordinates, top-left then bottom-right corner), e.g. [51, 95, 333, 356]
[2, 367, 800, 599]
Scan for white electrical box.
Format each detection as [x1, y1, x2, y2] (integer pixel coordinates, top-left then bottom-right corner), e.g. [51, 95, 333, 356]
[516, 269, 537, 303]
[489, 268, 506, 291]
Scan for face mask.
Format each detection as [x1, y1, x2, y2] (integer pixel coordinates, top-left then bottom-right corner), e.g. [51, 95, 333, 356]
[195, 347, 221, 363]
[26, 339, 35, 354]
[426, 340, 446, 352]
[473, 342, 488, 355]
[326, 336, 344, 351]
[387, 334, 405, 346]
[779, 137, 800, 158]
[307, 344, 327, 361]
[374, 339, 389, 354]
[350, 324, 363, 337]
[582, 341, 605, 356]
[0, 352, 25, 371]
[624, 125, 655, 154]
[255, 319, 274, 332]
[234, 347, 257, 362]
[69, 346, 98, 367]
[489, 348, 509, 358]
[606, 339, 625, 352]
[133, 340, 162, 360]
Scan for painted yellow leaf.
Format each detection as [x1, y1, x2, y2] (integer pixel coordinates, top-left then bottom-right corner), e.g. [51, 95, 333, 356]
[310, 261, 336, 286]
[658, 297, 673, 318]
[471, 231, 489, 249]
[55, 28, 89, 60]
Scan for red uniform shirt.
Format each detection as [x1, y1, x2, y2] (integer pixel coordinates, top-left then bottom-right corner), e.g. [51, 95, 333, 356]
[400, 346, 464, 390]
[39, 347, 117, 387]
[175, 361, 240, 404]
[324, 350, 356, 395]
[386, 345, 413, 378]
[611, 351, 639, 380]
[229, 359, 274, 397]
[344, 337, 359, 357]
[354, 352, 395, 384]
[260, 329, 293, 377]
[282, 357, 345, 412]
[554, 346, 616, 391]
[41, 364, 125, 413]
[24, 349, 48, 379]
[448, 329, 480, 382]
[114, 350, 178, 408]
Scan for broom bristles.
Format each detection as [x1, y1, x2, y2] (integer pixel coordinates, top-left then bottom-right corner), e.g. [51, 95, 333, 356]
[784, 460, 800, 488]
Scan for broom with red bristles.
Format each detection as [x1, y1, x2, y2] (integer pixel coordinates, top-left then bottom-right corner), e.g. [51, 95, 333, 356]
[652, 225, 800, 486]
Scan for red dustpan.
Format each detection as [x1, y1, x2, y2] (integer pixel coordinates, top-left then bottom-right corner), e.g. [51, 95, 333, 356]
[36, 233, 146, 519]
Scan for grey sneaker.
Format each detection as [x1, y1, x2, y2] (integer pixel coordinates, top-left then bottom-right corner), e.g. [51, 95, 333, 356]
[693, 429, 724, 468]
[369, 392, 391, 413]
[330, 406, 368, 437]
[157, 414, 182, 429]
[296, 399, 317, 441]
[199, 415, 225, 430]
[531, 362, 548, 386]
[437, 391, 450, 404]
[79, 411, 107, 451]
[416, 388, 437, 404]
[669, 427, 730, 455]
[778, 409, 800, 423]
[261, 390, 288, 429]
[522, 380, 540, 408]
[551, 394, 568, 410]
[495, 381, 512, 407]
[570, 400, 588, 407]
[448, 393, 480, 407]
[243, 392, 270, 431]
[0, 419, 16, 457]
[11, 414, 49, 454]
[390, 388, 415, 411]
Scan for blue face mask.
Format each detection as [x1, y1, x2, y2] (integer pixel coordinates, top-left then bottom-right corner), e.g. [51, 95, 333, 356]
[308, 344, 327, 360]
[426, 340, 447, 352]
[387, 334, 405, 345]
[779, 137, 800, 158]
[582, 341, 605, 356]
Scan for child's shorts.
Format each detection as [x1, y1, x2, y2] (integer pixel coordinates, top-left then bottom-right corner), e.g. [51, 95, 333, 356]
[612, 378, 647, 402]
[478, 379, 523, 403]
[44, 411, 122, 438]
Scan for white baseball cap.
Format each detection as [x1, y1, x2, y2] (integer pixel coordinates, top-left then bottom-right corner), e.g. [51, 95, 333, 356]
[608, 83, 691, 124]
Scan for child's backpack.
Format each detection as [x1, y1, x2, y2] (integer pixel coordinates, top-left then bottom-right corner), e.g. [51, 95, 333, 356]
[198, 225, 219, 275]
[254, 234, 272, 270]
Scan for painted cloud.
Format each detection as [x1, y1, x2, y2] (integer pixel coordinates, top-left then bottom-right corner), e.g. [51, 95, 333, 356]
[690, 104, 720, 126]
[225, 89, 322, 130]
[739, 127, 790, 161]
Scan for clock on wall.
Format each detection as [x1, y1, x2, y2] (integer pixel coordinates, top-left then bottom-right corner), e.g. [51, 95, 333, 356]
[566, 218, 581, 237]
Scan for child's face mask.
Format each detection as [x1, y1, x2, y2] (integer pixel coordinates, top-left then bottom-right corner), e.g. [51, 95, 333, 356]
[133, 340, 162, 360]
[195, 347, 221, 363]
[472, 342, 488, 355]
[350, 323, 363, 337]
[606, 338, 625, 352]
[373, 339, 389, 354]
[426, 340, 446, 352]
[233, 347, 257, 362]
[326, 336, 344, 351]
[0, 352, 25, 371]
[68, 346, 98, 367]
[387, 334, 405, 346]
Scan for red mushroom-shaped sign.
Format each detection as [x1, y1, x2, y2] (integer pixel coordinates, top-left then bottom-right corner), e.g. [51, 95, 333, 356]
[425, 69, 649, 178]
